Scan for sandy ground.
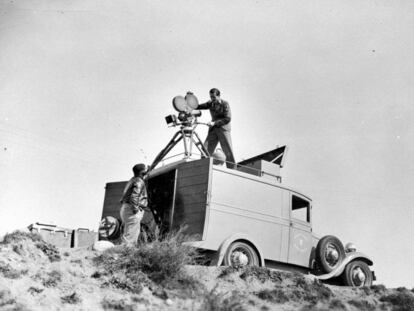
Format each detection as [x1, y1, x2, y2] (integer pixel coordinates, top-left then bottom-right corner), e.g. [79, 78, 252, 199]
[0, 234, 412, 311]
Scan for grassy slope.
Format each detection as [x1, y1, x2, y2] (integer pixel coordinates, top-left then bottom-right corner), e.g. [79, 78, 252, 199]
[1, 231, 413, 311]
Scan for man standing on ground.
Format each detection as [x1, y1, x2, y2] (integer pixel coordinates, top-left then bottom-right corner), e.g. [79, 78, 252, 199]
[119, 163, 148, 245]
[197, 88, 236, 169]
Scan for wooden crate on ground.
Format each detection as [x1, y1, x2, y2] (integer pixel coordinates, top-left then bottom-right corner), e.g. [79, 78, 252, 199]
[73, 228, 98, 248]
[28, 223, 73, 248]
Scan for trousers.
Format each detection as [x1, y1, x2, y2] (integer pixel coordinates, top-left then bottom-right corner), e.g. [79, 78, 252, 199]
[120, 203, 145, 245]
[204, 127, 236, 169]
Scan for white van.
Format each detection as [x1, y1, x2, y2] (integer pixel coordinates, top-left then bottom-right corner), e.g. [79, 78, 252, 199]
[100, 146, 375, 287]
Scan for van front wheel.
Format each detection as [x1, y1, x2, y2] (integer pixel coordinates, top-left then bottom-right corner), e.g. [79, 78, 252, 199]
[223, 241, 260, 267]
[342, 260, 373, 287]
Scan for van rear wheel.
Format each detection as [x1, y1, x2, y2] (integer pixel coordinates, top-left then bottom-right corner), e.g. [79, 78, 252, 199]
[223, 241, 259, 267]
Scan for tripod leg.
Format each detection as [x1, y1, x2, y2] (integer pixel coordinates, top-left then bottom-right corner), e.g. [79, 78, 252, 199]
[193, 131, 210, 157]
[183, 129, 190, 157]
[150, 131, 183, 170]
[187, 131, 194, 156]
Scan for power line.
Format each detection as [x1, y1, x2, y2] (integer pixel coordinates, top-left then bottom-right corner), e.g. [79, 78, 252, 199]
[0, 122, 141, 166]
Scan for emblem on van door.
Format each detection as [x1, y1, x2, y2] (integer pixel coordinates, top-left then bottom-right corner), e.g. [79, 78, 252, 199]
[293, 233, 308, 252]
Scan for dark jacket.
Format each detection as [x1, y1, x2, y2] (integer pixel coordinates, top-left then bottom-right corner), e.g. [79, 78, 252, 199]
[198, 99, 231, 131]
[120, 176, 148, 209]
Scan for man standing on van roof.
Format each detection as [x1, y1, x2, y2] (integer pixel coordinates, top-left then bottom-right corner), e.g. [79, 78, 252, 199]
[197, 88, 236, 169]
[119, 163, 148, 245]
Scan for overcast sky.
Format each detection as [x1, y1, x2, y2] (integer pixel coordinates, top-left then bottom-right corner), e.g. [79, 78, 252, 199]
[1, 0, 414, 288]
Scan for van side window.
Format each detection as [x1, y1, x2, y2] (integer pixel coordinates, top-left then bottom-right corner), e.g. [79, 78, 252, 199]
[292, 195, 310, 222]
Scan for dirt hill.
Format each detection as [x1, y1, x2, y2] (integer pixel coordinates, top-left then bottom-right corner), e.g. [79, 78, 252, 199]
[0, 231, 413, 311]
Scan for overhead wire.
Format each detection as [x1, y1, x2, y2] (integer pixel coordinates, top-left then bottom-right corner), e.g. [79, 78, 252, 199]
[0, 122, 139, 167]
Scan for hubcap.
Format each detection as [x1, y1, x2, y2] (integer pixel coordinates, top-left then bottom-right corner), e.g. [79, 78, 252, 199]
[352, 267, 366, 286]
[325, 243, 340, 267]
[231, 250, 249, 267]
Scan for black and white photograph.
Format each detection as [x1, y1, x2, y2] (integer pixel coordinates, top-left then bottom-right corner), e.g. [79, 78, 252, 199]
[1, 0, 413, 310]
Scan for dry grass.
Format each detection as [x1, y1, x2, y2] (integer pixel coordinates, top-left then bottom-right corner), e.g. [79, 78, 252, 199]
[35, 242, 61, 262]
[0, 262, 28, 279]
[1, 230, 61, 262]
[347, 299, 377, 311]
[61, 292, 82, 304]
[32, 270, 63, 288]
[1, 231, 43, 244]
[101, 298, 136, 311]
[201, 287, 248, 311]
[256, 288, 289, 304]
[379, 288, 414, 311]
[239, 266, 284, 283]
[93, 228, 203, 297]
[0, 290, 16, 308]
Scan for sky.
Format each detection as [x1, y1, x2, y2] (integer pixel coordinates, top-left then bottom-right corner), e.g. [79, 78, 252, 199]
[1, 0, 414, 288]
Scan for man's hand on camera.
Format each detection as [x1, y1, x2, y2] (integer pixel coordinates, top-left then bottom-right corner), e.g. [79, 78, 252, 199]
[207, 121, 215, 127]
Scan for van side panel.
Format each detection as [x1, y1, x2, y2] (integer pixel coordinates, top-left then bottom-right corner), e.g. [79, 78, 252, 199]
[204, 168, 289, 262]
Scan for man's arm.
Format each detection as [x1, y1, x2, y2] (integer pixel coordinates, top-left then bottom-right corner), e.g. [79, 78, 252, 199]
[129, 179, 143, 205]
[197, 101, 212, 110]
[130, 178, 148, 211]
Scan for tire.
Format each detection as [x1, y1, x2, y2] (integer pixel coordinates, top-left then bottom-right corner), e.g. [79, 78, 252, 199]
[98, 216, 121, 240]
[223, 241, 260, 267]
[342, 260, 373, 287]
[315, 235, 345, 273]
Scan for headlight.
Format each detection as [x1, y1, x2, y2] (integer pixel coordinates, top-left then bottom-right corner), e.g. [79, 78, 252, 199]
[345, 242, 357, 252]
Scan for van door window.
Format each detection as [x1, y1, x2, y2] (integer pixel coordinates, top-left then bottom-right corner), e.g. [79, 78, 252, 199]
[292, 195, 310, 223]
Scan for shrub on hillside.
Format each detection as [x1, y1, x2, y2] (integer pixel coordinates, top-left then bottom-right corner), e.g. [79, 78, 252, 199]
[35, 242, 61, 262]
[33, 270, 62, 288]
[94, 228, 203, 295]
[61, 292, 81, 304]
[255, 288, 289, 304]
[1, 231, 43, 244]
[0, 262, 28, 279]
[300, 299, 348, 311]
[380, 289, 414, 311]
[0, 290, 15, 304]
[101, 297, 136, 311]
[104, 273, 146, 294]
[294, 278, 333, 304]
[201, 287, 247, 311]
[347, 299, 376, 311]
[217, 266, 238, 278]
[1, 230, 61, 262]
[239, 266, 284, 283]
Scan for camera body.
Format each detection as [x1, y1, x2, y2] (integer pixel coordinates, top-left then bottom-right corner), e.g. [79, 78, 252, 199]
[165, 110, 201, 127]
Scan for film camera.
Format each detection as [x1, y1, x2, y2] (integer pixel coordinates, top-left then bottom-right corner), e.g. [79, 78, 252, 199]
[150, 92, 209, 170]
[165, 92, 202, 127]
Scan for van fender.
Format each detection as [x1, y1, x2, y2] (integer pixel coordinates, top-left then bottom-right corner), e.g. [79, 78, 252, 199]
[315, 252, 373, 280]
[210, 233, 265, 267]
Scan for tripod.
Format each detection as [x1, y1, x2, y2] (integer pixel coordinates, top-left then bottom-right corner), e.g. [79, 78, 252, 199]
[150, 123, 209, 170]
